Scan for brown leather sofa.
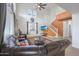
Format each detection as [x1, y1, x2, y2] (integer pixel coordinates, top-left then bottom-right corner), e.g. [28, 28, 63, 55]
[0, 36, 71, 56]
[45, 39, 71, 56]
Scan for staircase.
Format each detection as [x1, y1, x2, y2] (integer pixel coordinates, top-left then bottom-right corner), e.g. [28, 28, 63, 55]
[49, 25, 58, 37]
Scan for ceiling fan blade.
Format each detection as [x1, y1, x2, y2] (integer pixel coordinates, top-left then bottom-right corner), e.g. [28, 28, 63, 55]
[41, 4, 47, 6]
[41, 6, 45, 9]
[36, 3, 47, 10]
[37, 3, 47, 6]
[37, 3, 41, 6]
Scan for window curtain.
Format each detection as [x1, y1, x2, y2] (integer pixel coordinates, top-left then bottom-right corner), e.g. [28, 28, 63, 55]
[0, 3, 6, 45]
[3, 3, 15, 46]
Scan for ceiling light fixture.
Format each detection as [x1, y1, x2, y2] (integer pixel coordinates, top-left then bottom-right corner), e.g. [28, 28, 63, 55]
[36, 3, 47, 10]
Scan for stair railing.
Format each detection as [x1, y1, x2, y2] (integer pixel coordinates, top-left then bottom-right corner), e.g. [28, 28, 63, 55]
[49, 25, 58, 37]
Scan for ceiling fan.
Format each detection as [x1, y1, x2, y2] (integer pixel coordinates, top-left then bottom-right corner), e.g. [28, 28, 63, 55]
[36, 3, 47, 10]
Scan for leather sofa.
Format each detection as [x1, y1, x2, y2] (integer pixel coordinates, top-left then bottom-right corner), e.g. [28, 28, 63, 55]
[45, 39, 71, 56]
[0, 36, 71, 56]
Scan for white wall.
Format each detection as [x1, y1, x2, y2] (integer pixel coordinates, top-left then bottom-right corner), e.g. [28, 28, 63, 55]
[72, 13, 79, 48]
[16, 5, 50, 34]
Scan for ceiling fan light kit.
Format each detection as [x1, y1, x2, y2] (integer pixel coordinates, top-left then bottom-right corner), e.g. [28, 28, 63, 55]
[36, 3, 47, 10]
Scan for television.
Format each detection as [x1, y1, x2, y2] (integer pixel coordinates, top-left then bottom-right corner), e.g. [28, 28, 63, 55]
[40, 25, 48, 30]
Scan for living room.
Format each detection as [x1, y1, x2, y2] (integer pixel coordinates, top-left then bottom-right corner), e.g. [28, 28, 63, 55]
[0, 3, 77, 56]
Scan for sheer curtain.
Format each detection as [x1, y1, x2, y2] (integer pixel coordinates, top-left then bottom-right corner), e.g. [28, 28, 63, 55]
[3, 3, 15, 47]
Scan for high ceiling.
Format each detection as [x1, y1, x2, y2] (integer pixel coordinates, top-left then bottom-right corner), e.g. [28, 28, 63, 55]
[57, 3, 79, 14]
[16, 3, 65, 18]
[16, 3, 57, 11]
[16, 3, 56, 17]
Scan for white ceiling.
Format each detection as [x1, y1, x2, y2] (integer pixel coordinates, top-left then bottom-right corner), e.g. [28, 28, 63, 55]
[16, 3, 58, 17]
[57, 3, 79, 14]
[16, 3, 57, 11]
[16, 3, 66, 20]
[17, 3, 79, 17]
